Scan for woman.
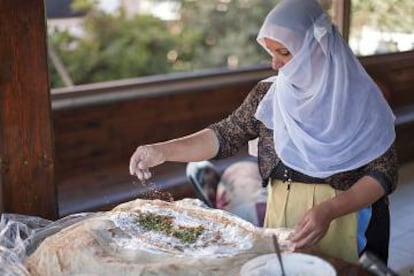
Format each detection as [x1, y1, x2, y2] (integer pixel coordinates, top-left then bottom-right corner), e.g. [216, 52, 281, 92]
[129, 0, 397, 264]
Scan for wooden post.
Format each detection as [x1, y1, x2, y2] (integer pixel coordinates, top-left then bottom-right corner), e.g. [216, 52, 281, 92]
[0, 0, 58, 219]
[334, 0, 351, 42]
[0, 170, 3, 212]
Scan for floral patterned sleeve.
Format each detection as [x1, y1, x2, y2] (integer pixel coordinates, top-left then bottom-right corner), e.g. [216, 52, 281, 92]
[208, 82, 270, 159]
[362, 143, 398, 195]
[319, 143, 398, 195]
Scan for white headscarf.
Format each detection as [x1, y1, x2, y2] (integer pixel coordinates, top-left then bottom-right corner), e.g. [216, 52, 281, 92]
[255, 0, 396, 178]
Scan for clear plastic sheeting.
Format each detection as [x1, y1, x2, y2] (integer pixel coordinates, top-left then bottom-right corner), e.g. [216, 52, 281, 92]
[0, 212, 96, 276]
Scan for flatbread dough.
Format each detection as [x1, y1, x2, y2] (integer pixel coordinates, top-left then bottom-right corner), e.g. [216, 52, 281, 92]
[25, 199, 293, 276]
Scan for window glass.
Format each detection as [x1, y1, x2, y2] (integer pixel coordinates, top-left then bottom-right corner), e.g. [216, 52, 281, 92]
[349, 0, 414, 56]
[46, 0, 335, 88]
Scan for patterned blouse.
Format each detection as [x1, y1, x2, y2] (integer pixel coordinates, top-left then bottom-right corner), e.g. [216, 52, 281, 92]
[208, 81, 398, 195]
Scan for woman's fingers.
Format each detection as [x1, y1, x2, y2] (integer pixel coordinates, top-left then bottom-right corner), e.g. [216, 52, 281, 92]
[143, 169, 152, 180]
[293, 225, 322, 248]
[129, 146, 149, 175]
[129, 153, 138, 175]
[295, 233, 317, 249]
[135, 170, 145, 181]
[129, 145, 164, 180]
[130, 147, 144, 175]
[289, 204, 333, 249]
[291, 217, 330, 248]
[133, 168, 152, 182]
[291, 219, 312, 243]
[292, 222, 320, 248]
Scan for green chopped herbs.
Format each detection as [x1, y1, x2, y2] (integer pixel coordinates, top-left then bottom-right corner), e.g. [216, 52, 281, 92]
[173, 225, 205, 244]
[135, 212, 205, 244]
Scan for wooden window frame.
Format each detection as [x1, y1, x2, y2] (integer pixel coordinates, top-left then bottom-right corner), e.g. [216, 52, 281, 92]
[333, 0, 351, 42]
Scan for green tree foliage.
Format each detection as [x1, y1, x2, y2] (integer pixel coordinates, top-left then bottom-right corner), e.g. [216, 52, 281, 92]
[352, 0, 414, 34]
[49, 2, 180, 87]
[349, 0, 414, 55]
[71, 0, 97, 12]
[175, 0, 278, 70]
[48, 0, 278, 88]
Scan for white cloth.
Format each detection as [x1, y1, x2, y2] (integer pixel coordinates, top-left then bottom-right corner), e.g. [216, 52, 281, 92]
[254, 0, 396, 178]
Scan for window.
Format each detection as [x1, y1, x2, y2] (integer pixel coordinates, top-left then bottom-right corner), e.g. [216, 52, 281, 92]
[47, 0, 280, 88]
[349, 0, 414, 56]
[46, 0, 344, 89]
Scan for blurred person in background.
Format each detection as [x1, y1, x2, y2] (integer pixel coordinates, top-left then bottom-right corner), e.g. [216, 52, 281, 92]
[186, 157, 267, 227]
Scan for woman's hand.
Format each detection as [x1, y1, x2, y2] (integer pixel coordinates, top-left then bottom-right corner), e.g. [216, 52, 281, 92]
[128, 129, 219, 181]
[290, 176, 386, 249]
[129, 145, 166, 181]
[290, 203, 334, 249]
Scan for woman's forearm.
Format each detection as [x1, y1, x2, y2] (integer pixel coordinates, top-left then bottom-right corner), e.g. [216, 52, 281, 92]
[152, 128, 219, 163]
[323, 176, 386, 220]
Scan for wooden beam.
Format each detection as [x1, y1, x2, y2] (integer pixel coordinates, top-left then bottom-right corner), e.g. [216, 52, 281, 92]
[0, 170, 3, 212]
[0, 0, 58, 219]
[334, 0, 351, 42]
